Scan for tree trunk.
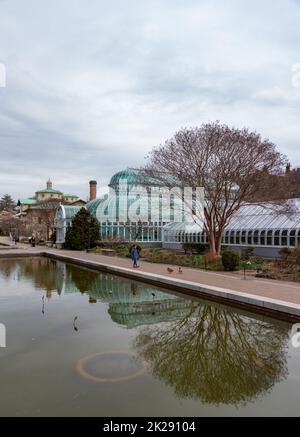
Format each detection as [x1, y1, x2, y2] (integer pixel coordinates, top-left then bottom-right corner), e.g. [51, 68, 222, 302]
[207, 230, 218, 257]
[207, 227, 223, 257]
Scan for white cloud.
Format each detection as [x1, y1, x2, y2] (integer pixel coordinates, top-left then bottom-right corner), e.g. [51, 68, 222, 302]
[0, 0, 300, 199]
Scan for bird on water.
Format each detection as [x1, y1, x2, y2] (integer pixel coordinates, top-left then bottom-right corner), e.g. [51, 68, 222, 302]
[73, 316, 79, 332]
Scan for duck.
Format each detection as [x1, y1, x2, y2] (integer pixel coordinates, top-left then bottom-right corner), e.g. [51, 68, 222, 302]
[73, 316, 79, 332]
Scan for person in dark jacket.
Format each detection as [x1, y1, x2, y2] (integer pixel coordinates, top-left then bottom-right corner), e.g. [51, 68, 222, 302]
[130, 245, 140, 268]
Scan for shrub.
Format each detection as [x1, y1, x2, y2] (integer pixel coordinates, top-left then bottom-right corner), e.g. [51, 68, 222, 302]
[241, 246, 255, 261]
[279, 247, 292, 262]
[290, 247, 300, 265]
[182, 243, 209, 254]
[222, 250, 241, 271]
[64, 208, 100, 251]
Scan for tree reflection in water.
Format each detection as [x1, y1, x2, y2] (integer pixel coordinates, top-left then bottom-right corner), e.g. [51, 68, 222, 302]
[134, 304, 290, 406]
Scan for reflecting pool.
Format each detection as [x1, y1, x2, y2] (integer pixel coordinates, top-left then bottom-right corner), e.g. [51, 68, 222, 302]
[0, 257, 300, 416]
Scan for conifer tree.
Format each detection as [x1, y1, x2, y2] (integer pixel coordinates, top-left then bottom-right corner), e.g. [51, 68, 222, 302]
[64, 208, 100, 250]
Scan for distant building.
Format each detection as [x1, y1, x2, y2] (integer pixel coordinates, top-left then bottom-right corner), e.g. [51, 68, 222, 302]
[16, 179, 85, 241]
[18, 179, 84, 214]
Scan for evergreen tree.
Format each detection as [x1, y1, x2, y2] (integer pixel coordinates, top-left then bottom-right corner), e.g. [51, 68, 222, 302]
[64, 208, 100, 250]
[0, 194, 16, 212]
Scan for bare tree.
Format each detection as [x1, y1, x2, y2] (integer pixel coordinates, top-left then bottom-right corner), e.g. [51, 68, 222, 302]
[35, 199, 61, 240]
[0, 210, 19, 236]
[143, 121, 287, 256]
[135, 303, 289, 405]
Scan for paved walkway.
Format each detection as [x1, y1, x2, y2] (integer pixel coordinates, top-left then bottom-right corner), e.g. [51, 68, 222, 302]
[0, 237, 299, 305]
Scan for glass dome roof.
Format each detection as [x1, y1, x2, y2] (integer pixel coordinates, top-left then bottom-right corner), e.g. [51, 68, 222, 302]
[109, 168, 161, 189]
[109, 168, 182, 189]
[86, 195, 108, 218]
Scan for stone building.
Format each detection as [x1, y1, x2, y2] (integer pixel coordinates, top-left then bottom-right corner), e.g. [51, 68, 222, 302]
[18, 179, 83, 214]
[17, 179, 85, 241]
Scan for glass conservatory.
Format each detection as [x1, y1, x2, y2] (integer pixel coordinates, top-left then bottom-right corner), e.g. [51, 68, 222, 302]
[56, 168, 185, 246]
[55, 168, 300, 258]
[162, 200, 300, 257]
[86, 168, 182, 242]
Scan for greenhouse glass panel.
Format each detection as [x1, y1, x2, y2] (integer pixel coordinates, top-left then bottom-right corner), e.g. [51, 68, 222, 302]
[241, 231, 246, 244]
[247, 231, 253, 245]
[260, 230, 266, 245]
[274, 230, 280, 246]
[267, 230, 273, 245]
[281, 230, 288, 246]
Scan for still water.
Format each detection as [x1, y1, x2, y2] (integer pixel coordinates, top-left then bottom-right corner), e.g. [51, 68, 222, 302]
[0, 257, 300, 417]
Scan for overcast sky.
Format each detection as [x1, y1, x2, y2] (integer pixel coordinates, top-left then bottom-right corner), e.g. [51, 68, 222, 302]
[1, 0, 300, 200]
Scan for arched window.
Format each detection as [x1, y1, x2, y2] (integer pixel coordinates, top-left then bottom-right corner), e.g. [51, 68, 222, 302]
[230, 231, 235, 244]
[281, 229, 288, 246]
[241, 231, 246, 244]
[297, 229, 300, 247]
[247, 230, 253, 245]
[267, 230, 273, 245]
[260, 230, 266, 245]
[180, 231, 184, 243]
[253, 230, 259, 245]
[290, 229, 296, 247]
[274, 230, 280, 246]
[225, 231, 229, 244]
[236, 231, 241, 245]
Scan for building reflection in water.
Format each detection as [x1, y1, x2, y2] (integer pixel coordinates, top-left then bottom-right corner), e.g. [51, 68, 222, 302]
[0, 258, 291, 406]
[47, 260, 293, 406]
[56, 261, 194, 328]
[0, 257, 58, 298]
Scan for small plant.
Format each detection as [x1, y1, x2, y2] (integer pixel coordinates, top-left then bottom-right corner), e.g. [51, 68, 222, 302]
[182, 243, 209, 255]
[291, 247, 300, 266]
[279, 247, 292, 262]
[241, 246, 255, 261]
[222, 250, 241, 271]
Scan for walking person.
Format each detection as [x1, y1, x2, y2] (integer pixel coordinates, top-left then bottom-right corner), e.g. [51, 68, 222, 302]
[9, 232, 13, 247]
[130, 245, 140, 268]
[31, 235, 36, 247]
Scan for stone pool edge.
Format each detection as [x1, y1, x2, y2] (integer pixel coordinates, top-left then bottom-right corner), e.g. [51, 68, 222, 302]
[41, 251, 300, 323]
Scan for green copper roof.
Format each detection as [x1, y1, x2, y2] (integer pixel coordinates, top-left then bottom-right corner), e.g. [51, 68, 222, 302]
[63, 194, 79, 198]
[109, 168, 161, 188]
[109, 168, 182, 189]
[19, 198, 38, 205]
[36, 188, 63, 194]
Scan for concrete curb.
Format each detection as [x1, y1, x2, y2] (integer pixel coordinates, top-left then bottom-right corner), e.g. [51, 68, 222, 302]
[42, 251, 300, 322]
